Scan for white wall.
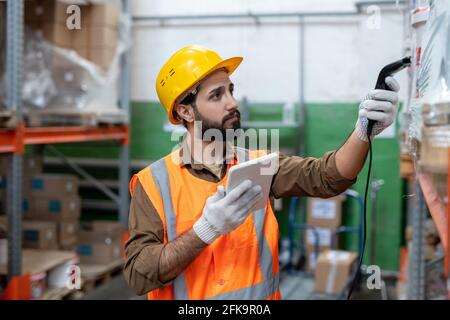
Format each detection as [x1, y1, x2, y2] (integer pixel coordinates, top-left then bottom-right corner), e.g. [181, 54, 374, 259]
[130, 0, 409, 104]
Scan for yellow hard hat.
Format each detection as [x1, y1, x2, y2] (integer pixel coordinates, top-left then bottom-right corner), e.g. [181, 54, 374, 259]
[156, 45, 243, 124]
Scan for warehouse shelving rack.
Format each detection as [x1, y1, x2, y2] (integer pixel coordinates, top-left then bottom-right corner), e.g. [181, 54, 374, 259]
[404, 0, 449, 300]
[1, 0, 130, 299]
[410, 166, 450, 299]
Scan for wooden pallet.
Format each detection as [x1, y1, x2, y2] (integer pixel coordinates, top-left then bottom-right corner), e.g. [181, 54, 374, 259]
[26, 110, 98, 127]
[26, 110, 128, 128]
[79, 259, 124, 293]
[0, 110, 17, 128]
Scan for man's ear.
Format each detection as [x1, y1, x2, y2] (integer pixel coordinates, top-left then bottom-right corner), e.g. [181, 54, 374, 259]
[174, 103, 194, 123]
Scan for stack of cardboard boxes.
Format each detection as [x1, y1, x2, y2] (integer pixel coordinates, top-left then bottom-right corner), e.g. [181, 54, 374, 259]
[25, 0, 119, 70]
[0, 154, 124, 266]
[0, 154, 80, 251]
[26, 173, 81, 250]
[0, 154, 43, 216]
[304, 195, 345, 272]
[304, 195, 359, 295]
[77, 220, 123, 265]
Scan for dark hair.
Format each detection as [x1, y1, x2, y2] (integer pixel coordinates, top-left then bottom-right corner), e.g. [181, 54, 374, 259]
[174, 85, 200, 126]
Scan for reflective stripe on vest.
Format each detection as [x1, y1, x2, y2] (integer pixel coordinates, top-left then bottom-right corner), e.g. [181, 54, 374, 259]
[149, 147, 279, 300]
[150, 158, 189, 299]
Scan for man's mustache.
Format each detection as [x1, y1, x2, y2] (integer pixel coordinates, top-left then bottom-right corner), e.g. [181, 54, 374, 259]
[222, 110, 241, 125]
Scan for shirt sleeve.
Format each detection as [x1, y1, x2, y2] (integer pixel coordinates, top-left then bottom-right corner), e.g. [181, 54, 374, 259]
[270, 150, 357, 199]
[123, 179, 172, 295]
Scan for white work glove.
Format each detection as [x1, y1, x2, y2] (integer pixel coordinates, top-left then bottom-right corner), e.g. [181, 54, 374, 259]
[193, 180, 262, 244]
[355, 76, 400, 142]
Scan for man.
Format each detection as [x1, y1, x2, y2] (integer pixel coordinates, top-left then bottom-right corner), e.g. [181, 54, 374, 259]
[124, 45, 399, 299]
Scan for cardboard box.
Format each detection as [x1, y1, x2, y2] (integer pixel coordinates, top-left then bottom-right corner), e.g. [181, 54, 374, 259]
[27, 196, 81, 222]
[42, 0, 90, 26]
[0, 194, 32, 217]
[29, 174, 78, 197]
[314, 250, 358, 295]
[89, 3, 119, 27]
[0, 218, 58, 250]
[71, 27, 89, 48]
[42, 0, 68, 24]
[0, 176, 33, 199]
[89, 46, 116, 70]
[22, 221, 58, 250]
[0, 154, 42, 176]
[23, 1, 119, 70]
[42, 1, 116, 28]
[305, 247, 327, 272]
[90, 26, 117, 48]
[419, 128, 448, 173]
[307, 195, 345, 229]
[24, 0, 44, 28]
[74, 47, 90, 61]
[58, 220, 79, 250]
[24, 154, 43, 176]
[43, 22, 73, 48]
[77, 221, 124, 264]
[78, 220, 123, 242]
[400, 154, 414, 178]
[305, 226, 336, 251]
[77, 239, 121, 264]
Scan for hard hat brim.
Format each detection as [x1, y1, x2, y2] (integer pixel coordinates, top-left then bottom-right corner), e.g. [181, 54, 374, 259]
[168, 56, 243, 124]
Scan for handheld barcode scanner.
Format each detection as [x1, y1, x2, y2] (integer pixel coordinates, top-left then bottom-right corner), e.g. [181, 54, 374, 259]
[366, 56, 412, 136]
[347, 56, 411, 300]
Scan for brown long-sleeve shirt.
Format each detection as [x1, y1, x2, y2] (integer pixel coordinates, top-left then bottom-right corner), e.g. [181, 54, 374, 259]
[124, 149, 356, 295]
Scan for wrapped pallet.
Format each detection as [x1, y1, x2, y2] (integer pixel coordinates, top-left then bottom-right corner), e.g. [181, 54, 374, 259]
[412, 0, 450, 168]
[0, 0, 130, 126]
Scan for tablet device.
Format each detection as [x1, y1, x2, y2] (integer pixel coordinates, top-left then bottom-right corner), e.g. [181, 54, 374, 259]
[226, 152, 278, 211]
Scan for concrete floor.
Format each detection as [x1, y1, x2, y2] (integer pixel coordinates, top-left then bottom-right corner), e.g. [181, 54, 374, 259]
[279, 272, 316, 299]
[80, 275, 145, 300]
[79, 272, 318, 300]
[78, 271, 392, 300]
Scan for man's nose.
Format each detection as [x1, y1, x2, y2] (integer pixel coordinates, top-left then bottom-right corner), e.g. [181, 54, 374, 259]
[225, 92, 238, 112]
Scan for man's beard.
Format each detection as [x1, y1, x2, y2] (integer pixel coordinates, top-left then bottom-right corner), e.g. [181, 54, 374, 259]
[193, 107, 241, 141]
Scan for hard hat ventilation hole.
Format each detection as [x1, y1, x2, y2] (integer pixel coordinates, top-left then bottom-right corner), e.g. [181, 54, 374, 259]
[161, 81, 165, 87]
[170, 70, 175, 76]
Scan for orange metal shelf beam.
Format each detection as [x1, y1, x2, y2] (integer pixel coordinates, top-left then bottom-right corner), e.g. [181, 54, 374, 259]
[0, 123, 129, 154]
[24, 126, 129, 145]
[418, 148, 450, 278]
[418, 172, 448, 252]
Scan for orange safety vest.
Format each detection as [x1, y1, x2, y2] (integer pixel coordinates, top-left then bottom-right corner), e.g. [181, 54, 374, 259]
[129, 147, 281, 300]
